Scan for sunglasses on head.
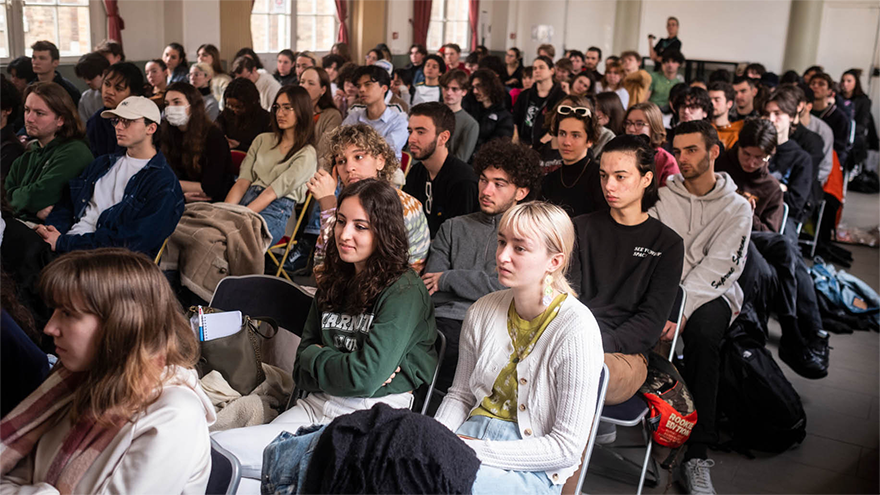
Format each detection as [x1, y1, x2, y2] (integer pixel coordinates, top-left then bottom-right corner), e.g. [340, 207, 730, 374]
[557, 105, 591, 117]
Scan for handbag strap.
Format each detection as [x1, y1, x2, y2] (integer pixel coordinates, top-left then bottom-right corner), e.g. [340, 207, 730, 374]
[246, 316, 279, 339]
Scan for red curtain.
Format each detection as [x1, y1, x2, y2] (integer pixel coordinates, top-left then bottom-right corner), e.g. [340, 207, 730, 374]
[412, 0, 432, 47]
[335, 0, 349, 43]
[468, 0, 479, 50]
[102, 0, 125, 47]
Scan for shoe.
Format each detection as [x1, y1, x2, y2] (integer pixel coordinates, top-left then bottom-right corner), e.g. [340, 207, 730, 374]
[779, 344, 828, 379]
[595, 422, 617, 444]
[808, 330, 831, 369]
[680, 458, 717, 495]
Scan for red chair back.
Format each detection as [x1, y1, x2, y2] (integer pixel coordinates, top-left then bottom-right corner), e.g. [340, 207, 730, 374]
[230, 150, 247, 175]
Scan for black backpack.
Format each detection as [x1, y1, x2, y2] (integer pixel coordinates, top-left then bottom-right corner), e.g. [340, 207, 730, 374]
[717, 321, 807, 453]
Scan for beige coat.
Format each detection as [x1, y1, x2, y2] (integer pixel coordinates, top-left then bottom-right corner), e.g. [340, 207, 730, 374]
[161, 203, 273, 301]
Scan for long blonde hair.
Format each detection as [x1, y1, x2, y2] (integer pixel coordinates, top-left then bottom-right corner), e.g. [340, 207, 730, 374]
[499, 201, 577, 297]
[40, 248, 199, 426]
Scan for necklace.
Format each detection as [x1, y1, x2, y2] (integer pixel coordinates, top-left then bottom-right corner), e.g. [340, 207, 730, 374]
[559, 157, 589, 189]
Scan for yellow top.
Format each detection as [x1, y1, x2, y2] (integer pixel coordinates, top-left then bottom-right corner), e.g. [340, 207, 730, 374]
[472, 293, 567, 421]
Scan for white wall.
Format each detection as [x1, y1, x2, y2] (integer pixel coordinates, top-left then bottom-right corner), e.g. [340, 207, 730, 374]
[117, 0, 166, 61]
[565, 0, 615, 70]
[182, 0, 221, 61]
[386, 0, 414, 54]
[116, 0, 220, 62]
[637, 0, 791, 72]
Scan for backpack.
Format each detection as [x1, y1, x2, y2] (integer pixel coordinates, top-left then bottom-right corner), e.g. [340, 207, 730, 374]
[717, 321, 806, 453]
[638, 353, 698, 448]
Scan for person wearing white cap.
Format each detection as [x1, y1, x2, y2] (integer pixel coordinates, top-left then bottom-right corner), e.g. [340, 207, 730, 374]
[35, 95, 184, 256]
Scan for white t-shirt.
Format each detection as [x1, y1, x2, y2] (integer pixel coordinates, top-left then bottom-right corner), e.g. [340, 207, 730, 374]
[411, 84, 441, 107]
[255, 71, 282, 112]
[68, 154, 151, 235]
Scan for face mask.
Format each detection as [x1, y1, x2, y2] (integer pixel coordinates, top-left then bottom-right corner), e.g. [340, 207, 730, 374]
[165, 105, 190, 127]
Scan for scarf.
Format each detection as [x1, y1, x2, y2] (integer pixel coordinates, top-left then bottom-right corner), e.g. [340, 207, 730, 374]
[0, 366, 122, 494]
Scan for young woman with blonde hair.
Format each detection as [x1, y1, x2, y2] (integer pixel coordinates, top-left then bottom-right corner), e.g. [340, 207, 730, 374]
[624, 101, 679, 186]
[1, 248, 214, 493]
[597, 60, 629, 109]
[435, 201, 604, 494]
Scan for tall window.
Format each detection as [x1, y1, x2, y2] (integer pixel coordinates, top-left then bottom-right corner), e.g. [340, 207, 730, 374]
[296, 0, 336, 52]
[251, 0, 337, 54]
[426, 0, 469, 52]
[251, 0, 291, 54]
[2, 0, 93, 60]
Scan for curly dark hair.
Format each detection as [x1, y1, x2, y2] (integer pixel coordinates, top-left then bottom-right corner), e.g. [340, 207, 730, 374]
[472, 139, 542, 200]
[470, 69, 506, 107]
[317, 179, 410, 314]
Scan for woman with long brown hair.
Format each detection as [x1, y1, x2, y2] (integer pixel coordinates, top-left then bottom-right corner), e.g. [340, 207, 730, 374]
[597, 60, 629, 109]
[196, 43, 232, 106]
[160, 81, 234, 202]
[299, 66, 342, 168]
[624, 101, 679, 186]
[213, 179, 437, 483]
[1, 248, 214, 493]
[216, 77, 272, 152]
[223, 85, 317, 244]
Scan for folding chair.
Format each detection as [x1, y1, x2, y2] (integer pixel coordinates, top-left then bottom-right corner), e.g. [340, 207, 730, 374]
[797, 199, 826, 259]
[154, 238, 169, 265]
[591, 285, 686, 495]
[207, 438, 242, 495]
[779, 202, 789, 235]
[413, 331, 446, 415]
[266, 194, 313, 282]
[563, 363, 609, 495]
[210, 274, 313, 338]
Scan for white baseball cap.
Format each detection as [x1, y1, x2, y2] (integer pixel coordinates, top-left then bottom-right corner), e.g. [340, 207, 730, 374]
[101, 96, 161, 124]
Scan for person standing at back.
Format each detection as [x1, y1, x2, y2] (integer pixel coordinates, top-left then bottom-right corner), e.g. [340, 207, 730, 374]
[648, 17, 683, 64]
[403, 102, 478, 237]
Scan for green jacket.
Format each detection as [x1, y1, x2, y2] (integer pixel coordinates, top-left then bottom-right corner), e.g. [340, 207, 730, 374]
[4, 137, 93, 222]
[294, 269, 438, 398]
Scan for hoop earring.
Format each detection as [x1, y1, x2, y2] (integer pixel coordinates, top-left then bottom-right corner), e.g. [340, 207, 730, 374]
[543, 274, 554, 306]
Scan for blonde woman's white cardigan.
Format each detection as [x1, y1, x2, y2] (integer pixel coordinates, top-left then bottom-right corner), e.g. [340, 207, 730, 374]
[434, 289, 604, 485]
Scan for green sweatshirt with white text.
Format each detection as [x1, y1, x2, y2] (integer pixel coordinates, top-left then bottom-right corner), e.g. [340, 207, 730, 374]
[294, 269, 438, 398]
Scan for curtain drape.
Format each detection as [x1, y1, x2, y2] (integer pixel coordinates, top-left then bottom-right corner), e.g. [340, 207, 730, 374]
[412, 0, 432, 47]
[468, 0, 478, 50]
[335, 0, 349, 43]
[102, 0, 125, 46]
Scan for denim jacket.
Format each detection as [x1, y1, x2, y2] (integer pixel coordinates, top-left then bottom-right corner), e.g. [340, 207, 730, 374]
[46, 151, 184, 256]
[261, 424, 326, 495]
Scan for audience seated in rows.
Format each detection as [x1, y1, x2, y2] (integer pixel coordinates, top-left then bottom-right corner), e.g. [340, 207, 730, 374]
[196, 44, 233, 107]
[513, 55, 565, 148]
[504, 47, 524, 89]
[570, 134, 684, 407]
[1, 248, 214, 493]
[765, 90, 815, 226]
[0, 75, 25, 178]
[5, 83, 93, 223]
[403, 102, 479, 237]
[232, 55, 282, 112]
[163, 42, 189, 84]
[597, 60, 629, 108]
[73, 53, 109, 124]
[795, 84, 834, 184]
[30, 41, 80, 108]
[412, 54, 446, 107]
[625, 102, 680, 186]
[469, 69, 515, 156]
[188, 62, 221, 121]
[273, 49, 297, 87]
[404, 43, 427, 87]
[223, 86, 316, 244]
[708, 81, 743, 150]
[299, 66, 343, 169]
[648, 50, 684, 110]
[342, 65, 409, 160]
[440, 69, 479, 162]
[731, 75, 759, 122]
[595, 91, 625, 136]
[160, 82, 235, 203]
[144, 59, 168, 111]
[424, 139, 542, 392]
[621, 50, 652, 108]
[213, 179, 439, 481]
[216, 77, 273, 153]
[308, 124, 429, 272]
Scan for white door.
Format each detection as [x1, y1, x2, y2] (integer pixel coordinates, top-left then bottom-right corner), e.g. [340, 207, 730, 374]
[816, 1, 880, 134]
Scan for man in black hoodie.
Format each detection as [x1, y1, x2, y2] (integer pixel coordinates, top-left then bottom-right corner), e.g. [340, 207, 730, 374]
[765, 91, 814, 227]
[422, 140, 542, 392]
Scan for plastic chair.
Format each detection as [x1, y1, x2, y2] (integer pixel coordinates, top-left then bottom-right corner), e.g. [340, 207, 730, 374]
[230, 150, 247, 176]
[207, 438, 242, 495]
[154, 238, 169, 265]
[563, 363, 609, 495]
[266, 194, 313, 282]
[400, 151, 413, 176]
[591, 285, 686, 495]
[209, 274, 314, 338]
[414, 331, 446, 415]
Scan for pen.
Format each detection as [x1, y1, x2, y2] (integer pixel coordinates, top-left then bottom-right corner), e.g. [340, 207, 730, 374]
[197, 305, 205, 341]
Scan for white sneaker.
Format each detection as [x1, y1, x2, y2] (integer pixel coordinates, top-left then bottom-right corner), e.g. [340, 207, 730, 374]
[595, 422, 617, 444]
[680, 458, 716, 494]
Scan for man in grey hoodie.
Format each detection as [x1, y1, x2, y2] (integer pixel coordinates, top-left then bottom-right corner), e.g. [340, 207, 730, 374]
[422, 139, 543, 392]
[649, 120, 752, 495]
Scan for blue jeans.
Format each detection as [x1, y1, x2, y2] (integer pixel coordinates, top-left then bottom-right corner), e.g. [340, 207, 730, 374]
[239, 185, 296, 245]
[456, 416, 563, 495]
[262, 424, 326, 495]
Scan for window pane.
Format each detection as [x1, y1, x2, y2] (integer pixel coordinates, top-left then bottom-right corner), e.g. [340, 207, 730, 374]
[446, 0, 467, 21]
[296, 0, 314, 15]
[23, 6, 57, 51]
[430, 0, 443, 20]
[56, 6, 89, 56]
[427, 20, 443, 51]
[450, 20, 468, 49]
[24, 0, 55, 5]
[317, 0, 334, 16]
[59, 0, 89, 5]
[270, 14, 289, 52]
[314, 15, 335, 51]
[296, 15, 314, 51]
[252, 0, 270, 14]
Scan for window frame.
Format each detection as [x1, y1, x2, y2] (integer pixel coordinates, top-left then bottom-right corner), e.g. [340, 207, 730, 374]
[1, 0, 105, 64]
[426, 0, 470, 53]
[251, 0, 339, 57]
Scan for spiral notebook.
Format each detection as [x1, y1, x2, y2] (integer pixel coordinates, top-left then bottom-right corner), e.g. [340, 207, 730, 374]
[190, 311, 242, 342]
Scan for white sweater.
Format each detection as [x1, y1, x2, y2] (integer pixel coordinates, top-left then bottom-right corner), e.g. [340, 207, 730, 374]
[434, 289, 604, 485]
[2, 367, 216, 495]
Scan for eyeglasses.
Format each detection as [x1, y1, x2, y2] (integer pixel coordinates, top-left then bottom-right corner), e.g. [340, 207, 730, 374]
[624, 120, 650, 130]
[110, 117, 142, 129]
[424, 181, 433, 215]
[272, 104, 295, 114]
[557, 105, 591, 117]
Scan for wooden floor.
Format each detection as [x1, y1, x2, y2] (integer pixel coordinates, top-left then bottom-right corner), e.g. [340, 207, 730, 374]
[584, 191, 880, 494]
